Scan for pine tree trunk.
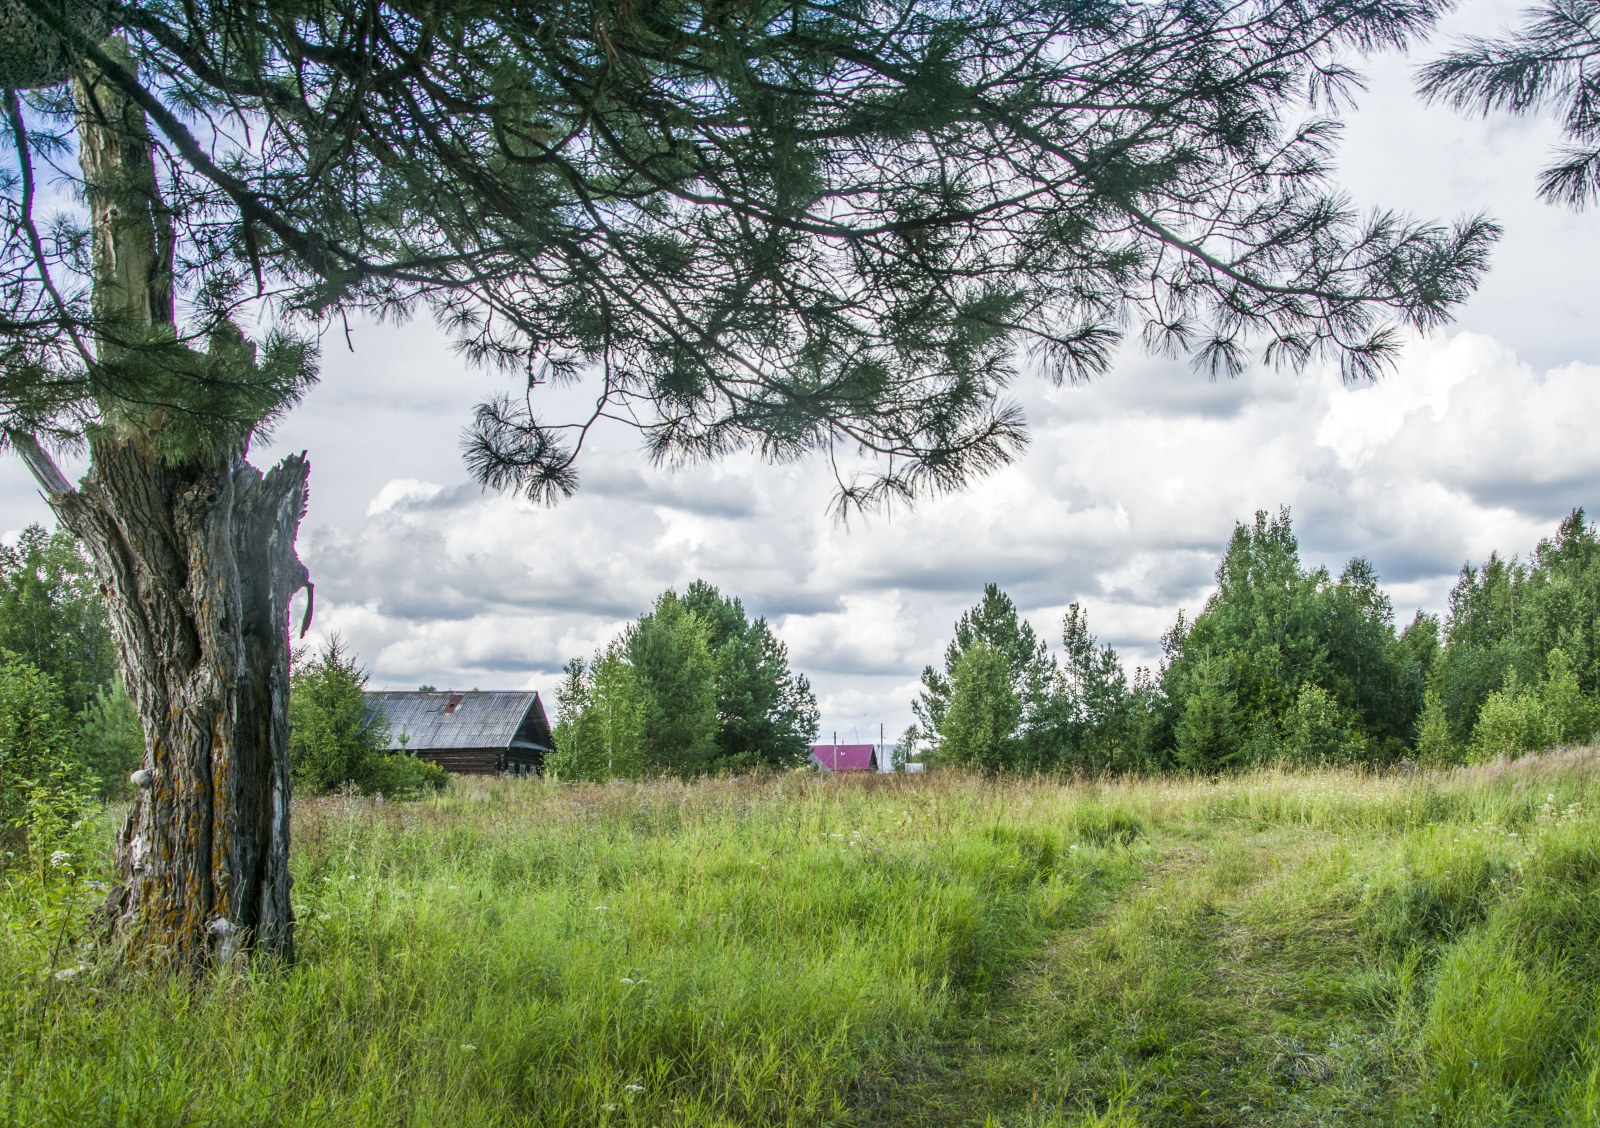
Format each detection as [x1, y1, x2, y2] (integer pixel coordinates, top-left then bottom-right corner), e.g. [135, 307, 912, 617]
[55, 439, 310, 973]
[8, 43, 311, 973]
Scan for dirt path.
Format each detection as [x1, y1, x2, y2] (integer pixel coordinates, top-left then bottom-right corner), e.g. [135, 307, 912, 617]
[851, 825, 1406, 1127]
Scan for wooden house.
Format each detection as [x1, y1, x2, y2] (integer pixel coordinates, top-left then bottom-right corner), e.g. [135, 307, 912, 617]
[364, 690, 554, 775]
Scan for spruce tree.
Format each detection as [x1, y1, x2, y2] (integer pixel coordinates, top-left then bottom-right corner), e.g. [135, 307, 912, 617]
[914, 583, 1051, 757]
[0, 0, 1499, 972]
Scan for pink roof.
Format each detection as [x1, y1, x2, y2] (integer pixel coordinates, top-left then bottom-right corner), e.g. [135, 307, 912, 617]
[809, 744, 878, 772]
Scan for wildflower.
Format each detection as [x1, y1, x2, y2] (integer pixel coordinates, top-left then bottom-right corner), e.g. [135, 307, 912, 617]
[48, 850, 71, 868]
[459, 1043, 477, 1051]
[625, 1083, 645, 1094]
[51, 966, 84, 981]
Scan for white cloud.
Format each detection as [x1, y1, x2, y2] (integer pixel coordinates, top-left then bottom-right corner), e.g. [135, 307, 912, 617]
[366, 479, 446, 516]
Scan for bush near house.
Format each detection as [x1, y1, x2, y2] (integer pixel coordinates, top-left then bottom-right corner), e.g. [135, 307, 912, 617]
[290, 638, 447, 798]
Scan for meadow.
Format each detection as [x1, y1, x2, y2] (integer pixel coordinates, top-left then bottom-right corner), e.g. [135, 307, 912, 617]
[4, 753, 1600, 1126]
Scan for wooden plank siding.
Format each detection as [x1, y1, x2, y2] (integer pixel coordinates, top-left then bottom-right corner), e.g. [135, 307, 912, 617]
[415, 748, 503, 774]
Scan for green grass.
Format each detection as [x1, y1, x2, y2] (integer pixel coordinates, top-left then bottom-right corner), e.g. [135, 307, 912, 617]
[4, 754, 1600, 1125]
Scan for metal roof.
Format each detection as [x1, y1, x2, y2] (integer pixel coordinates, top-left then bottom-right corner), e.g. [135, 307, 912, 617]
[808, 744, 879, 772]
[365, 690, 553, 752]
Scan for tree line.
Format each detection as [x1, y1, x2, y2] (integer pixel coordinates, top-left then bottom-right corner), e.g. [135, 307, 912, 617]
[0, 525, 819, 839]
[551, 581, 819, 780]
[910, 508, 1600, 773]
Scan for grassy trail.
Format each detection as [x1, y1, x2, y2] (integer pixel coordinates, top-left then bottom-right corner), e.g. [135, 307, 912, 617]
[855, 778, 1598, 1128]
[856, 825, 1408, 1126]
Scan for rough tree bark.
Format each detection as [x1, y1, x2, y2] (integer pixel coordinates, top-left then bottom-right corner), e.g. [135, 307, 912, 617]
[12, 48, 310, 974]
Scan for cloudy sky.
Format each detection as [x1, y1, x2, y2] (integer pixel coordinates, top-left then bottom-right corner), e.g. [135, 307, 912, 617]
[4, 1, 1597, 748]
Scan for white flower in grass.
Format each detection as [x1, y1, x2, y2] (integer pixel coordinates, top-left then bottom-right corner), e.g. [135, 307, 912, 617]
[48, 850, 71, 868]
[624, 1083, 645, 1094]
[51, 965, 84, 980]
[459, 1043, 477, 1051]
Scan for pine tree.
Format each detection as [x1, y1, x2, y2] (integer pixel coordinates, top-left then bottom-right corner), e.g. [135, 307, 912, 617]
[0, 0, 1499, 971]
[77, 681, 142, 800]
[1038, 603, 1136, 774]
[1421, 2, 1600, 208]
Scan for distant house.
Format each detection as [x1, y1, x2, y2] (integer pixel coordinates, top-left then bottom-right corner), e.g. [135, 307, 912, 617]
[364, 690, 554, 775]
[808, 743, 880, 773]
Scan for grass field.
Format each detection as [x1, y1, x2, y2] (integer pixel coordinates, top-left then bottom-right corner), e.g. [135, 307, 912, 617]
[4, 752, 1600, 1126]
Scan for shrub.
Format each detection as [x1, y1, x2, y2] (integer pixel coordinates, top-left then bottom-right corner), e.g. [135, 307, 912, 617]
[1468, 649, 1598, 762]
[0, 652, 88, 859]
[77, 681, 143, 800]
[1536, 647, 1597, 745]
[1470, 671, 1555, 761]
[290, 637, 447, 798]
[1281, 683, 1366, 767]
